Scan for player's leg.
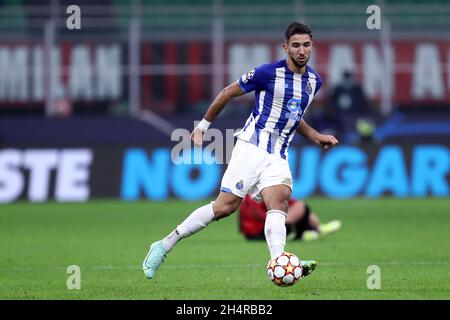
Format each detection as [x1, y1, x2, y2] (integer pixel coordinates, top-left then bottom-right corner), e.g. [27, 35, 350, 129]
[260, 186, 318, 275]
[256, 152, 293, 260]
[143, 192, 242, 279]
[260, 184, 291, 259]
[165, 192, 242, 249]
[143, 139, 258, 279]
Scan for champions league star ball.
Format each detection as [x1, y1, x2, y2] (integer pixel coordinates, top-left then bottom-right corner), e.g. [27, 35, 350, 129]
[267, 252, 303, 287]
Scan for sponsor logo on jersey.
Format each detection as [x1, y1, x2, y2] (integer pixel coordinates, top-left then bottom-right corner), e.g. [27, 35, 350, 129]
[285, 98, 302, 121]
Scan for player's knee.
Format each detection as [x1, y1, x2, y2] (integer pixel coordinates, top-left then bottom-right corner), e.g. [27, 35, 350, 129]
[266, 199, 289, 214]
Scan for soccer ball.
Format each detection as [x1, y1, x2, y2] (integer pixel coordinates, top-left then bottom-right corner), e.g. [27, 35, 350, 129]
[267, 252, 302, 287]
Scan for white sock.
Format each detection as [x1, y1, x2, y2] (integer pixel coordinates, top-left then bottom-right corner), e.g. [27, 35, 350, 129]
[264, 209, 287, 259]
[162, 202, 214, 251]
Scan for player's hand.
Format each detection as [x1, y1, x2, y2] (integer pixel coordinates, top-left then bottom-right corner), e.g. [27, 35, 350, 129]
[316, 133, 339, 150]
[191, 127, 205, 147]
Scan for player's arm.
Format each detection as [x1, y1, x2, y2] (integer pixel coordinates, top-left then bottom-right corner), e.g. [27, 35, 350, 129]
[191, 82, 245, 146]
[296, 119, 339, 150]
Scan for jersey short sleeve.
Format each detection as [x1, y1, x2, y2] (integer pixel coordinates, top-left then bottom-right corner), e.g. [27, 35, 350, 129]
[237, 65, 267, 93]
[308, 66, 323, 95]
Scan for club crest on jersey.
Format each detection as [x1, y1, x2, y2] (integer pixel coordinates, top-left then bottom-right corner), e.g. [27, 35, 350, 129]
[235, 180, 244, 190]
[241, 69, 255, 84]
[285, 98, 302, 121]
[306, 81, 313, 95]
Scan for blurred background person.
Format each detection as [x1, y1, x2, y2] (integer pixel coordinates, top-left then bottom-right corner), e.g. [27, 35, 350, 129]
[326, 70, 376, 145]
[239, 195, 342, 242]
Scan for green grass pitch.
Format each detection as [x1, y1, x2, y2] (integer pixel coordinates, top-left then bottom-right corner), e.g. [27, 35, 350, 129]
[0, 198, 449, 300]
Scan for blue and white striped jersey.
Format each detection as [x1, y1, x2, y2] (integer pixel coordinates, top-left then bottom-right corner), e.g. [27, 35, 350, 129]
[236, 59, 322, 160]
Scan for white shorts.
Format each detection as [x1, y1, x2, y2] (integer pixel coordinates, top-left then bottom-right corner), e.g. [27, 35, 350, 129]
[220, 139, 293, 198]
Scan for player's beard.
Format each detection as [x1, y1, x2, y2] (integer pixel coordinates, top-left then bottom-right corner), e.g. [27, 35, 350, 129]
[290, 54, 309, 69]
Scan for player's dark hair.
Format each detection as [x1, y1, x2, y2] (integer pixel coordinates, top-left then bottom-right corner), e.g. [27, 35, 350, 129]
[285, 22, 312, 42]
